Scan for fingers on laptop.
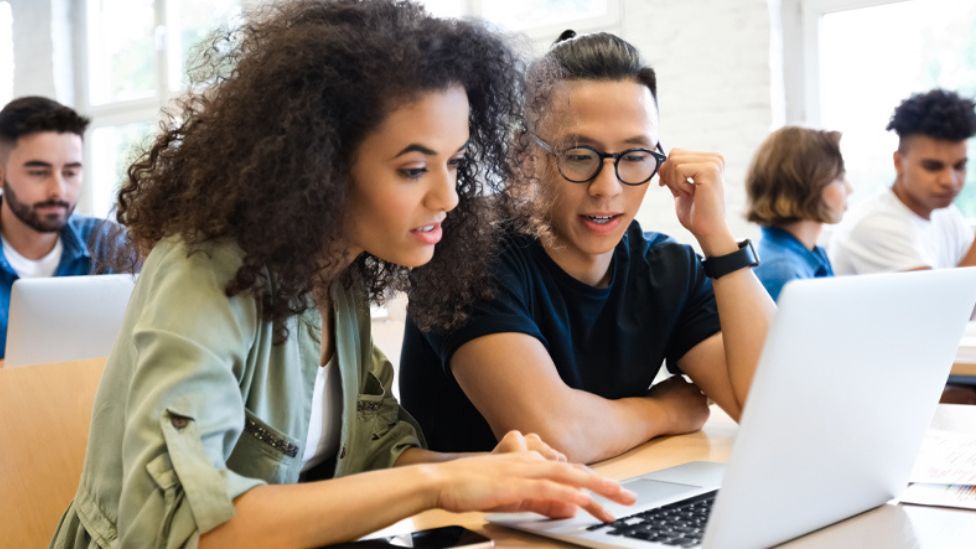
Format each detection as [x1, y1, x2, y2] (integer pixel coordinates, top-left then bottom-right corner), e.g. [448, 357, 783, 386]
[493, 430, 568, 462]
[437, 453, 634, 522]
[508, 458, 637, 521]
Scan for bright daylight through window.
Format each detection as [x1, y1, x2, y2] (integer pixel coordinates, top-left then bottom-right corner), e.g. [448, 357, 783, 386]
[818, 0, 976, 217]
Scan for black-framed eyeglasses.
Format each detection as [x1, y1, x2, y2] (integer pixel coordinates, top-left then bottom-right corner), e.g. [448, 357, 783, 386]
[530, 133, 667, 186]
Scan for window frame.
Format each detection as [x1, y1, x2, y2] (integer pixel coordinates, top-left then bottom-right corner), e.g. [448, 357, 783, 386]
[73, 0, 257, 217]
[74, 0, 160, 216]
[782, 0, 909, 125]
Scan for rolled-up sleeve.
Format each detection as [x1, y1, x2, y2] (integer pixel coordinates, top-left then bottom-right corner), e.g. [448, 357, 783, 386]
[355, 345, 424, 472]
[114, 242, 265, 546]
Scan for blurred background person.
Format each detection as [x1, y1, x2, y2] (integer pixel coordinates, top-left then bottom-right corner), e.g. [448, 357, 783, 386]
[745, 126, 851, 301]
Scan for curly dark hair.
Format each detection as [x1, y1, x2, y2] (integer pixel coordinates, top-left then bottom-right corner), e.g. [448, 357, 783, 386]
[0, 96, 90, 144]
[118, 0, 526, 340]
[887, 88, 976, 145]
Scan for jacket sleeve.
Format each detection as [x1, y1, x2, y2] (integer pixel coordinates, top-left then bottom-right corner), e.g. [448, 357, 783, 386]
[115, 241, 265, 548]
[353, 343, 426, 473]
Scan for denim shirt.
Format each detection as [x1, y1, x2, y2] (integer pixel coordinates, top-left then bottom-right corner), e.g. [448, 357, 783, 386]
[0, 213, 125, 358]
[754, 226, 835, 301]
[50, 237, 423, 548]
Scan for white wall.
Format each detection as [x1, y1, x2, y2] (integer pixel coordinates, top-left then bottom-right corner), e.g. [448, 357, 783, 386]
[9, 0, 74, 104]
[621, 0, 774, 246]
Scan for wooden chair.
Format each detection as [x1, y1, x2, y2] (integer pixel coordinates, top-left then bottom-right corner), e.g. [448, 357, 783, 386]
[0, 358, 107, 548]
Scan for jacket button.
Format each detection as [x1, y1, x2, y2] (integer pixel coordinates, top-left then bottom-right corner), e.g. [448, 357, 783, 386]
[339, 445, 347, 459]
[171, 416, 189, 429]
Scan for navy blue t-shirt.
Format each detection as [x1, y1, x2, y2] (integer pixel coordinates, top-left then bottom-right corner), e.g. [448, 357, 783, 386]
[399, 221, 721, 452]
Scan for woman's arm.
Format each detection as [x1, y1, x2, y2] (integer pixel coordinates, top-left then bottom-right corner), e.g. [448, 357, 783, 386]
[200, 452, 635, 548]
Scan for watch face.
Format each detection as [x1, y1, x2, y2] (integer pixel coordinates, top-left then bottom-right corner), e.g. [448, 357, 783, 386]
[704, 239, 758, 279]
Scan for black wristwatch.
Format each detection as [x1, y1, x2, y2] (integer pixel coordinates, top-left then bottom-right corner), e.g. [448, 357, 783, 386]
[703, 239, 759, 279]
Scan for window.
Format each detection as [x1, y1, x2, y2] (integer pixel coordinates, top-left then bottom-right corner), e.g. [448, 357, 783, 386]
[803, 0, 976, 216]
[0, 1, 12, 107]
[79, 0, 243, 218]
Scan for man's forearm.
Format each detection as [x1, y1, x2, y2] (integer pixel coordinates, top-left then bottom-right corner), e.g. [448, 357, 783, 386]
[501, 391, 673, 464]
[711, 267, 776, 409]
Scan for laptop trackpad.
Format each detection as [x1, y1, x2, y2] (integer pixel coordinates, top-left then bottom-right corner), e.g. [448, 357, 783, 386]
[596, 479, 701, 516]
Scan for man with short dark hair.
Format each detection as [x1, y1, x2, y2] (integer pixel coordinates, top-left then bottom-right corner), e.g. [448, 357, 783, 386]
[0, 96, 126, 359]
[830, 88, 976, 404]
[830, 88, 976, 274]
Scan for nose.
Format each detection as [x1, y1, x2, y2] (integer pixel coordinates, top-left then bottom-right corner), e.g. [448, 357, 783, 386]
[941, 166, 963, 189]
[587, 158, 623, 198]
[46, 172, 67, 198]
[426, 167, 459, 213]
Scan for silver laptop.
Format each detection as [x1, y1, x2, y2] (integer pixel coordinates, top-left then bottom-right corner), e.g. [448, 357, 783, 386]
[490, 268, 976, 548]
[5, 274, 135, 367]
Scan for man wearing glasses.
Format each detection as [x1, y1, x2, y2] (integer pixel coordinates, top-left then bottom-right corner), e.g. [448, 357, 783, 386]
[399, 31, 775, 463]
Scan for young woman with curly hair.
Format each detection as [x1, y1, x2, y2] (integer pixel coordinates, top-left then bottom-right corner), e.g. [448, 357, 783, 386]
[50, 2, 633, 547]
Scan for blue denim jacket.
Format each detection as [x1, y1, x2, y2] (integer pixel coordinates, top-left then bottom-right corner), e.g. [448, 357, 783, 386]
[0, 214, 126, 358]
[754, 226, 834, 301]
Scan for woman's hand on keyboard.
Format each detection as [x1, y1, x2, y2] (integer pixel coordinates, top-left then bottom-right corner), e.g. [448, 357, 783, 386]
[427, 451, 636, 522]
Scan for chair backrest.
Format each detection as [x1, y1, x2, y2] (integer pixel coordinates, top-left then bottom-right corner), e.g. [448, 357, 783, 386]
[0, 358, 106, 547]
[5, 274, 135, 367]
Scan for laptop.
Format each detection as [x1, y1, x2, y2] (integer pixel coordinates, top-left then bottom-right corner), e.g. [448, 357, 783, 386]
[5, 274, 135, 367]
[489, 268, 976, 548]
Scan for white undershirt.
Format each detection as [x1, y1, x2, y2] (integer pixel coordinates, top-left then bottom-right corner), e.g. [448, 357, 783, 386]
[829, 189, 974, 274]
[301, 355, 343, 471]
[1, 234, 63, 278]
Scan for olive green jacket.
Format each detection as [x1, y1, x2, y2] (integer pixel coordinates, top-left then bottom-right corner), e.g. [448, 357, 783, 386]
[50, 237, 423, 548]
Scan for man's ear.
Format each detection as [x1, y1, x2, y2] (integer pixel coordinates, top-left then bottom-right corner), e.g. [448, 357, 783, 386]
[892, 149, 904, 179]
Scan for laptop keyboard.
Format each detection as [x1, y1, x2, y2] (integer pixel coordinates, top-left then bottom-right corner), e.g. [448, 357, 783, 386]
[586, 490, 718, 547]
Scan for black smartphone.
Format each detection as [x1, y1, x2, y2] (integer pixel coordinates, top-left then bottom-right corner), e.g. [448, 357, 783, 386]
[325, 525, 493, 548]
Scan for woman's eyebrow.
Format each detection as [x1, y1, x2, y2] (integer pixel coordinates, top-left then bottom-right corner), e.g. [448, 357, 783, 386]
[392, 143, 438, 158]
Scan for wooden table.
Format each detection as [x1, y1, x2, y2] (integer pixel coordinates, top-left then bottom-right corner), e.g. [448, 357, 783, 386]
[952, 321, 976, 377]
[2, 358, 973, 548]
[371, 405, 976, 548]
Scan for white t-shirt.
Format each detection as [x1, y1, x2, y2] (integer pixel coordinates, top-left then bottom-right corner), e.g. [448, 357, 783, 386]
[829, 188, 974, 274]
[1, 234, 63, 278]
[301, 355, 343, 472]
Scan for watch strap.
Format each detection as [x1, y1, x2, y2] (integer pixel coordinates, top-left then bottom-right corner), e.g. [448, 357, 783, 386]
[703, 239, 759, 279]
